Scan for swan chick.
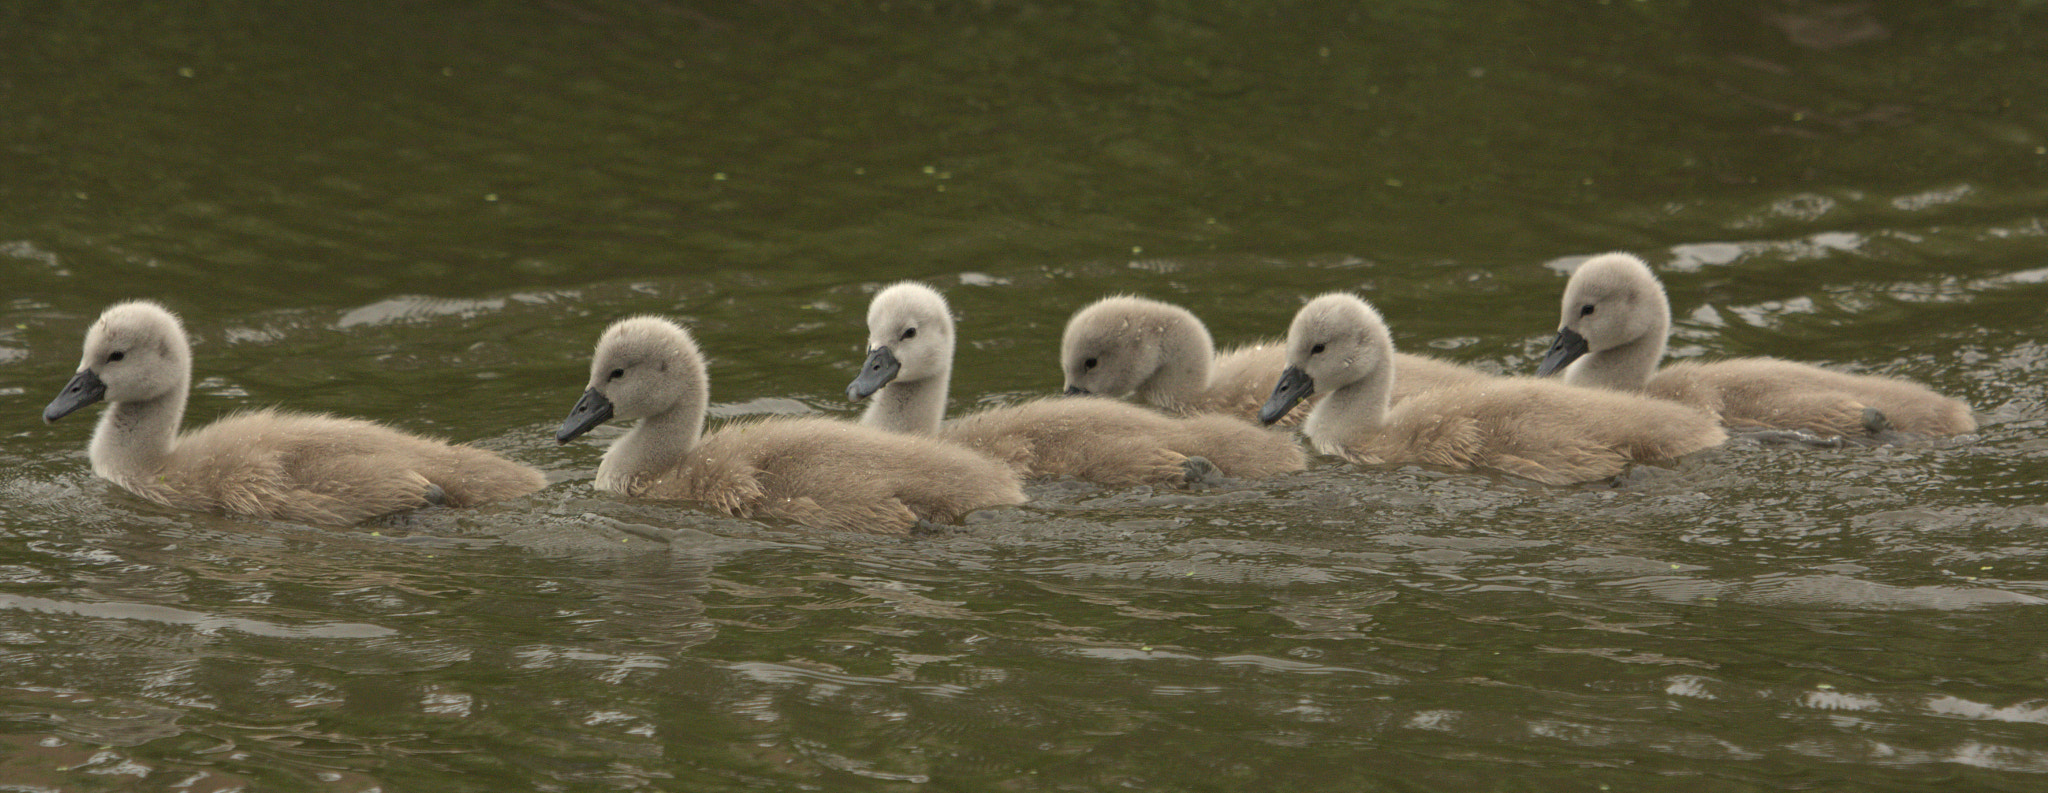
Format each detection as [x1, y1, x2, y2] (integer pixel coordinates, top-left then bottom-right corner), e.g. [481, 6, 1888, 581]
[558, 315, 1026, 534]
[1261, 293, 1726, 485]
[1060, 295, 1487, 424]
[43, 300, 545, 525]
[852, 283, 1305, 486]
[1537, 252, 1977, 437]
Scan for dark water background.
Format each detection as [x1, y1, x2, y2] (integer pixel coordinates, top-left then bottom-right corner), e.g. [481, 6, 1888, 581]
[4, 1, 2048, 790]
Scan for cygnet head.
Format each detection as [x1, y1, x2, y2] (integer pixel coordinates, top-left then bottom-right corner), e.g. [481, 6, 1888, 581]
[1259, 293, 1392, 425]
[1060, 296, 1208, 398]
[848, 282, 956, 402]
[1536, 253, 1670, 377]
[557, 316, 707, 443]
[45, 300, 192, 423]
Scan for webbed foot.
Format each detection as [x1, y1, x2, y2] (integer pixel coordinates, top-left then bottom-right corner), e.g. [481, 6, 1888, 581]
[1181, 456, 1224, 488]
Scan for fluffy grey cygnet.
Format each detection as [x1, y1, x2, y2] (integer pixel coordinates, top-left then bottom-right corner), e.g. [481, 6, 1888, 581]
[1538, 253, 1976, 438]
[850, 283, 1305, 487]
[1060, 295, 1488, 425]
[43, 300, 545, 525]
[1261, 293, 1727, 485]
[557, 315, 1027, 534]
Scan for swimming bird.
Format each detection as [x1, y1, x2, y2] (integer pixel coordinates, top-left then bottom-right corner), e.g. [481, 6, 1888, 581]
[1060, 295, 1488, 425]
[850, 283, 1305, 486]
[1536, 252, 1976, 437]
[42, 300, 545, 525]
[1261, 293, 1727, 485]
[556, 315, 1027, 534]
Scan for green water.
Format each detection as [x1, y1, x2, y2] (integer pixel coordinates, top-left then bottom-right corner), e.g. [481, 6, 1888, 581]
[5, 1, 2048, 790]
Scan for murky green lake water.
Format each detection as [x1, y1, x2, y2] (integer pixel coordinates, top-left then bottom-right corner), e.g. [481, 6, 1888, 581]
[5, 1, 2048, 790]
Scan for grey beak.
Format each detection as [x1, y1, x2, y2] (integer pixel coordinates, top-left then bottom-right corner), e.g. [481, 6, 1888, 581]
[847, 346, 900, 402]
[1259, 366, 1315, 426]
[1535, 327, 1590, 377]
[44, 369, 107, 423]
[556, 388, 615, 444]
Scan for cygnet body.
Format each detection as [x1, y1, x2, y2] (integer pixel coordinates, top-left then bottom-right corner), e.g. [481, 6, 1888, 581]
[1537, 253, 1976, 437]
[42, 301, 545, 525]
[851, 283, 1305, 486]
[1261, 293, 1726, 485]
[557, 316, 1026, 534]
[1060, 295, 1487, 425]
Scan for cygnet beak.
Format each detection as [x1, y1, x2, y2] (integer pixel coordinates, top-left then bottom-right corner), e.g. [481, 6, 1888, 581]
[847, 346, 901, 402]
[1259, 366, 1315, 426]
[556, 388, 616, 444]
[44, 369, 107, 423]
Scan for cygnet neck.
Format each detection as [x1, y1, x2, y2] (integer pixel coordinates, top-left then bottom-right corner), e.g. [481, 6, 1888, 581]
[861, 367, 950, 436]
[1135, 312, 1215, 410]
[597, 388, 707, 492]
[90, 380, 188, 485]
[1572, 301, 1671, 391]
[1301, 343, 1397, 456]
[1569, 332, 1666, 391]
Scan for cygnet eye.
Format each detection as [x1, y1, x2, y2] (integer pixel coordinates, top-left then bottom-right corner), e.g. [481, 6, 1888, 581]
[1309, 343, 1326, 355]
[1083, 357, 1098, 370]
[108, 351, 126, 362]
[901, 327, 917, 340]
[1579, 304, 1595, 317]
[607, 368, 625, 381]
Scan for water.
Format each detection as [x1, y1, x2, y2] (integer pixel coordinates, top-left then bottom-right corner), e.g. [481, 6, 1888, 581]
[5, 1, 2048, 790]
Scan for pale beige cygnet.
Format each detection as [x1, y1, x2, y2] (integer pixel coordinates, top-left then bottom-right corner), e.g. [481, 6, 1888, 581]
[43, 300, 545, 525]
[1538, 253, 1976, 437]
[1060, 295, 1487, 425]
[556, 315, 1027, 534]
[1262, 293, 1727, 485]
[850, 283, 1305, 487]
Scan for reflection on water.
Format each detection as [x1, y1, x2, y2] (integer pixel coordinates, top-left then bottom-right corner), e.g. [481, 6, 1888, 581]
[7, 0, 2048, 790]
